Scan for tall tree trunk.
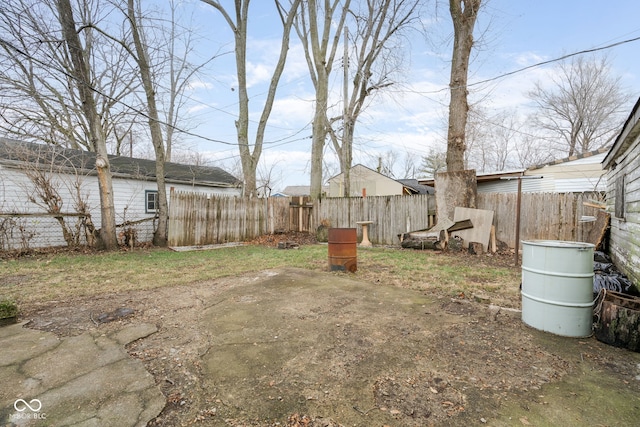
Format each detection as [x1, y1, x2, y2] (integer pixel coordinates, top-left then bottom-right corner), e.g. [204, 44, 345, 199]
[127, 0, 169, 246]
[446, 0, 480, 172]
[310, 74, 328, 199]
[233, 1, 255, 196]
[202, 0, 299, 198]
[298, 0, 351, 200]
[56, 0, 117, 250]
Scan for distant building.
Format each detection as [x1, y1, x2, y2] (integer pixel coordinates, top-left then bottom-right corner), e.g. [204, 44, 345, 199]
[418, 148, 608, 194]
[328, 164, 433, 197]
[0, 138, 241, 249]
[278, 185, 329, 197]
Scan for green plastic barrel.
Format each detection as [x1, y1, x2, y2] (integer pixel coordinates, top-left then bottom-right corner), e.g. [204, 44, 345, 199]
[521, 240, 594, 337]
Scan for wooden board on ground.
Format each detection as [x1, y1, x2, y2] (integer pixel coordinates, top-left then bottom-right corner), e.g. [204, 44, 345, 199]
[447, 219, 473, 233]
[451, 207, 494, 251]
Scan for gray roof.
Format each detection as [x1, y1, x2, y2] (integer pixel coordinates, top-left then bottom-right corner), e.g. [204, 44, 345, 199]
[281, 185, 329, 197]
[397, 179, 435, 194]
[529, 146, 610, 170]
[0, 138, 241, 188]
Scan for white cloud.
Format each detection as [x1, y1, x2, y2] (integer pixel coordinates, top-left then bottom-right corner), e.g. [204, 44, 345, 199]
[246, 61, 273, 88]
[187, 80, 215, 91]
[268, 96, 314, 127]
[512, 51, 547, 67]
[186, 104, 210, 115]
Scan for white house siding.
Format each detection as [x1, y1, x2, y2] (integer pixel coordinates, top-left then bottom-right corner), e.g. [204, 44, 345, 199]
[476, 152, 607, 194]
[606, 134, 640, 286]
[554, 177, 607, 193]
[0, 164, 241, 250]
[329, 165, 403, 197]
[477, 178, 549, 194]
[0, 164, 94, 249]
[110, 178, 240, 243]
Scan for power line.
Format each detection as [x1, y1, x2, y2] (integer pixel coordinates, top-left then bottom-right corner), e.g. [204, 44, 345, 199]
[408, 34, 640, 95]
[0, 36, 311, 149]
[2, 27, 639, 156]
[2, 35, 240, 145]
[468, 35, 640, 88]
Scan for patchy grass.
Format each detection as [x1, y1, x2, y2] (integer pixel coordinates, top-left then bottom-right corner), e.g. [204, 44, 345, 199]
[0, 244, 521, 307]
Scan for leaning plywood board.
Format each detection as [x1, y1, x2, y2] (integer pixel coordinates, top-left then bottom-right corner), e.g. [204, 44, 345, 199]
[586, 209, 610, 251]
[451, 207, 494, 251]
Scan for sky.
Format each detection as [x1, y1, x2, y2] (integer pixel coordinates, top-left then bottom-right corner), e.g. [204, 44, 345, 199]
[164, 0, 640, 192]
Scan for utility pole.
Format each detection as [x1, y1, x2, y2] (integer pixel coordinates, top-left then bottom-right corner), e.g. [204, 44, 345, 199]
[342, 25, 350, 197]
[501, 174, 543, 265]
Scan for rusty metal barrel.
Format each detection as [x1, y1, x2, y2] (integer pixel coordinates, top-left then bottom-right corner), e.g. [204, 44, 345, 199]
[594, 290, 640, 352]
[328, 228, 357, 272]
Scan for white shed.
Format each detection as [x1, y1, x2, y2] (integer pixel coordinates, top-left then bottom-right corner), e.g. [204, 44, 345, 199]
[0, 138, 241, 249]
[328, 164, 432, 197]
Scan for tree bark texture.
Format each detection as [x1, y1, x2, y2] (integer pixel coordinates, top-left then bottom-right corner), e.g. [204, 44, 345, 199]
[127, 0, 169, 246]
[595, 291, 640, 352]
[434, 170, 477, 222]
[446, 0, 481, 172]
[56, 0, 118, 250]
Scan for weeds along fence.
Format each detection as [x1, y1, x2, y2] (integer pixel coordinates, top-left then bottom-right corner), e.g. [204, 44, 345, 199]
[0, 212, 160, 251]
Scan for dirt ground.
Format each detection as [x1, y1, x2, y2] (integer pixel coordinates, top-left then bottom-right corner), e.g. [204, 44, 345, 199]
[17, 246, 640, 427]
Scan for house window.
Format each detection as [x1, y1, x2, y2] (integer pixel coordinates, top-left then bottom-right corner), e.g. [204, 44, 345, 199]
[615, 174, 625, 219]
[145, 190, 158, 213]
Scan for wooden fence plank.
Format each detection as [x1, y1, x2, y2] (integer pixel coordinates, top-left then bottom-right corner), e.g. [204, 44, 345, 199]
[168, 191, 600, 248]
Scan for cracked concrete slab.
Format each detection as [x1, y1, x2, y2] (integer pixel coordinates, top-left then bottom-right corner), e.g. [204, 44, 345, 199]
[0, 322, 165, 426]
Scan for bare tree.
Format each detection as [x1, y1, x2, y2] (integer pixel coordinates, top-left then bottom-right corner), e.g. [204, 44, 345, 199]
[256, 160, 284, 198]
[170, 150, 211, 167]
[399, 152, 419, 179]
[161, 0, 223, 162]
[121, 0, 170, 246]
[431, 0, 482, 222]
[56, 0, 118, 249]
[529, 54, 632, 156]
[375, 150, 399, 178]
[420, 147, 447, 176]
[514, 133, 555, 168]
[293, 0, 351, 200]
[0, 0, 146, 249]
[465, 107, 519, 172]
[85, 0, 219, 245]
[463, 104, 489, 171]
[18, 145, 95, 246]
[327, 0, 420, 196]
[446, 0, 481, 172]
[200, 0, 301, 198]
[0, 0, 139, 152]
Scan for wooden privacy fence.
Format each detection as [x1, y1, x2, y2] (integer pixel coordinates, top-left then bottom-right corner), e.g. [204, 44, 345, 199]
[167, 191, 290, 246]
[313, 194, 437, 245]
[478, 192, 602, 249]
[167, 191, 601, 248]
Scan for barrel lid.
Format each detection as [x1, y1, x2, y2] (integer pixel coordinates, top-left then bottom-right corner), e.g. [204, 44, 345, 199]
[522, 240, 595, 249]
